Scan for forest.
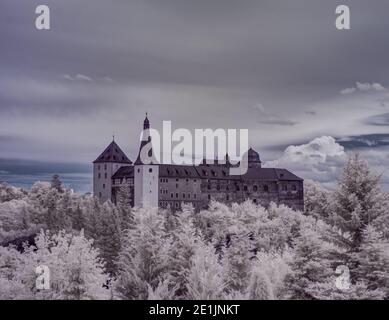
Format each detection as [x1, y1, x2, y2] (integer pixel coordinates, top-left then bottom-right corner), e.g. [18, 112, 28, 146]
[0, 154, 388, 300]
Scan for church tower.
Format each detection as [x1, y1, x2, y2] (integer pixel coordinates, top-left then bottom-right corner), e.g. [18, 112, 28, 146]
[93, 138, 132, 202]
[134, 114, 159, 208]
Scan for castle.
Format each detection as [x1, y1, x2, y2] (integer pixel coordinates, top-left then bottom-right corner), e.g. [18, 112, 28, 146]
[93, 116, 304, 211]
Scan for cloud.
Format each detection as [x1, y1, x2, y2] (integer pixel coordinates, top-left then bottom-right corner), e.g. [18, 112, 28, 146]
[75, 74, 93, 82]
[337, 134, 389, 149]
[363, 113, 389, 126]
[62, 74, 93, 82]
[266, 135, 389, 190]
[340, 87, 356, 95]
[341, 82, 386, 94]
[253, 104, 298, 126]
[265, 136, 347, 186]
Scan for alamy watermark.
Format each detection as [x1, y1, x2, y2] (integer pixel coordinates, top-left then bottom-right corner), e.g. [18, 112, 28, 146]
[138, 121, 249, 175]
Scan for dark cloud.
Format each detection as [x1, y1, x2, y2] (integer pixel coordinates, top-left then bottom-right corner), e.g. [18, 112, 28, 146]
[363, 113, 389, 126]
[337, 134, 389, 149]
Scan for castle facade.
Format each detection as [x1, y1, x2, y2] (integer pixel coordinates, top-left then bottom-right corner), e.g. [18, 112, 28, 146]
[93, 116, 304, 211]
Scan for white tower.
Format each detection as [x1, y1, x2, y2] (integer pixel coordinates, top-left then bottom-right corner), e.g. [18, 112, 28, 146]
[134, 114, 159, 208]
[93, 138, 132, 203]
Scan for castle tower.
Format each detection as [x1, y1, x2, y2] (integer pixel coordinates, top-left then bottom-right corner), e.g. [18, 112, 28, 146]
[93, 138, 132, 202]
[247, 147, 262, 168]
[134, 114, 159, 208]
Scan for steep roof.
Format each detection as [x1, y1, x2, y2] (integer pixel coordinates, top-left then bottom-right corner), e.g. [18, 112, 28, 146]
[93, 141, 132, 164]
[241, 167, 303, 181]
[112, 165, 134, 179]
[111, 164, 303, 181]
[159, 164, 200, 178]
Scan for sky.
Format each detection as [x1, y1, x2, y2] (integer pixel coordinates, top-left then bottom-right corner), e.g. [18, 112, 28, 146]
[1, 0, 389, 189]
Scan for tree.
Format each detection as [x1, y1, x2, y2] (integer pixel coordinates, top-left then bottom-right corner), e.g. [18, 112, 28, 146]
[185, 241, 226, 300]
[352, 226, 389, 298]
[332, 154, 386, 248]
[284, 225, 335, 299]
[21, 230, 110, 300]
[304, 180, 332, 220]
[115, 207, 173, 300]
[115, 184, 133, 230]
[50, 174, 63, 193]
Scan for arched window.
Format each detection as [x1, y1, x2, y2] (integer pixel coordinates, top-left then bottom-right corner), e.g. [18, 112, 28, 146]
[253, 185, 258, 192]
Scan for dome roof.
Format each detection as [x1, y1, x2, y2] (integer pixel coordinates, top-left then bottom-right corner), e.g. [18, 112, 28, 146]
[248, 147, 261, 163]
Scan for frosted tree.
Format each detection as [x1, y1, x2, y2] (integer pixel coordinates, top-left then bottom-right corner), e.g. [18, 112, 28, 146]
[115, 207, 173, 300]
[332, 154, 387, 249]
[351, 226, 389, 298]
[0, 183, 27, 203]
[20, 230, 110, 300]
[221, 233, 255, 292]
[284, 225, 335, 299]
[304, 179, 332, 220]
[165, 204, 203, 298]
[185, 241, 226, 300]
[246, 269, 274, 300]
[0, 246, 32, 300]
[253, 250, 292, 299]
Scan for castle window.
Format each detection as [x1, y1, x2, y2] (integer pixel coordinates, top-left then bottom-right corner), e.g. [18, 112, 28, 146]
[186, 178, 189, 182]
[113, 155, 116, 160]
[282, 185, 287, 191]
[171, 193, 174, 198]
[104, 164, 107, 170]
[99, 192, 102, 198]
[243, 185, 248, 191]
[160, 179, 163, 183]
[208, 194, 211, 200]
[137, 169, 140, 173]
[292, 184, 297, 191]
[264, 185, 269, 192]
[194, 194, 197, 199]
[105, 173, 107, 179]
[183, 194, 185, 199]
[149, 168, 153, 173]
[188, 194, 191, 199]
[194, 179, 197, 182]
[253, 185, 258, 192]
[175, 202, 179, 208]
[226, 195, 229, 201]
[236, 186, 240, 191]
[176, 193, 179, 198]
[103, 184, 105, 189]
[98, 173, 101, 179]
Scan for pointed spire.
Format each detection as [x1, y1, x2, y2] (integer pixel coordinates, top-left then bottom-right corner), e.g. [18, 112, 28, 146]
[135, 114, 158, 165]
[143, 112, 150, 130]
